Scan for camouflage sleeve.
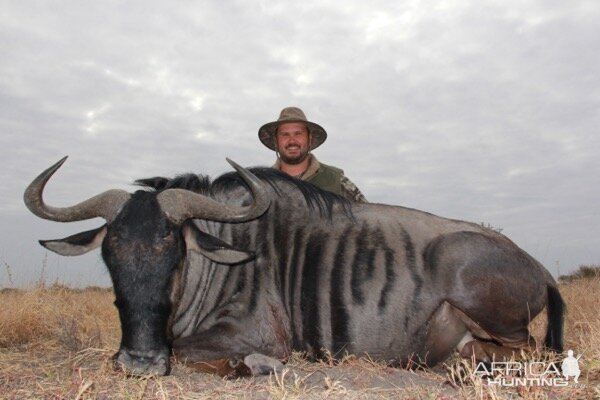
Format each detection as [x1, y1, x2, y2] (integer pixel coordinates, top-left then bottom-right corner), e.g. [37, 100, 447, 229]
[340, 174, 368, 203]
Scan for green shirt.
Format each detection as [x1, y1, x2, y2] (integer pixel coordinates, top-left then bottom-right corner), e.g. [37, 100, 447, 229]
[273, 155, 367, 202]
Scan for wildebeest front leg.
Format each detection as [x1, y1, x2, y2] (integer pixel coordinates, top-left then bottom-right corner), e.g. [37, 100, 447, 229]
[183, 357, 250, 377]
[177, 352, 284, 378]
[181, 354, 283, 378]
[172, 325, 286, 377]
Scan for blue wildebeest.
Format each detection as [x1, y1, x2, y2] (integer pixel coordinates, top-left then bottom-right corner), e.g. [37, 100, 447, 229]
[24, 157, 564, 376]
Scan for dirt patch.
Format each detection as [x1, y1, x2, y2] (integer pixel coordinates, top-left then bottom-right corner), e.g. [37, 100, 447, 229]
[3, 348, 599, 399]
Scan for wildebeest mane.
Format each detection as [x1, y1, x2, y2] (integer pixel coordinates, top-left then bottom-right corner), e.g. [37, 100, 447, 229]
[135, 167, 352, 219]
[135, 175, 212, 194]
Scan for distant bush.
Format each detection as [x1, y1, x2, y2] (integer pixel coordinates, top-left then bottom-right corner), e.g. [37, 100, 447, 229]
[558, 264, 600, 283]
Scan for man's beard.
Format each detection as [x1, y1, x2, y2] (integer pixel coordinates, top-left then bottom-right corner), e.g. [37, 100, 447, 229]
[279, 147, 309, 165]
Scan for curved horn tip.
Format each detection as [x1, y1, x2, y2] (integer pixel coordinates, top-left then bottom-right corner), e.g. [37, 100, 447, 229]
[25, 155, 69, 191]
[54, 155, 69, 166]
[48, 156, 69, 173]
[225, 157, 242, 170]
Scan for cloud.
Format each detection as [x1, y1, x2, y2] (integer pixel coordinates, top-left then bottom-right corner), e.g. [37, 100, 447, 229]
[1, 0, 599, 286]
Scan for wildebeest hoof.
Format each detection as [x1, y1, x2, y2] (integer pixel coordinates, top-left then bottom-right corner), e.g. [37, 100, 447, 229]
[184, 355, 283, 378]
[243, 353, 284, 376]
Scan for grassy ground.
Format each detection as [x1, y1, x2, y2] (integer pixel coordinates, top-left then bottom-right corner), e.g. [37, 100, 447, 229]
[1, 273, 599, 399]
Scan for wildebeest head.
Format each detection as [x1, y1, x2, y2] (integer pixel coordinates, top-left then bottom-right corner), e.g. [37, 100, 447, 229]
[24, 157, 270, 375]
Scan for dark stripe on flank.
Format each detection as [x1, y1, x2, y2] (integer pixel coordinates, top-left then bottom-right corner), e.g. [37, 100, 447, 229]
[377, 244, 396, 311]
[422, 235, 445, 274]
[331, 227, 353, 356]
[288, 228, 304, 349]
[351, 224, 376, 305]
[301, 232, 326, 357]
[401, 226, 423, 329]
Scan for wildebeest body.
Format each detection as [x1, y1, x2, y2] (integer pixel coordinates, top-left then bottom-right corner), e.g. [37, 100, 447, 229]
[171, 187, 552, 365]
[24, 158, 563, 375]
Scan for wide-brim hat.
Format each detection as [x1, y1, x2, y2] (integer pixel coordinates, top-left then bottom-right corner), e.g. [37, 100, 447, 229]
[258, 107, 327, 151]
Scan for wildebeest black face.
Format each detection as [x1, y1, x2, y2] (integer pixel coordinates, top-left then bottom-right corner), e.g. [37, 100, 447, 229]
[103, 191, 184, 375]
[23, 157, 270, 376]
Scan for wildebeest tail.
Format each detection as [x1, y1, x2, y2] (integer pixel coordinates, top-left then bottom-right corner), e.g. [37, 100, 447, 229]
[544, 285, 564, 353]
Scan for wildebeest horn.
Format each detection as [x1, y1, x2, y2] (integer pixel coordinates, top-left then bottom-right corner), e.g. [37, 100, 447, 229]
[24, 156, 131, 223]
[157, 158, 270, 223]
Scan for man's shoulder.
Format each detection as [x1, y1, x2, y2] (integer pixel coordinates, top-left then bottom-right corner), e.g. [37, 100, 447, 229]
[306, 158, 368, 202]
[304, 160, 343, 195]
[316, 162, 344, 176]
[318, 161, 368, 203]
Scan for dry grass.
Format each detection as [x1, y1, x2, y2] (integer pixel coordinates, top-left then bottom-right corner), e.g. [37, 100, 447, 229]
[1, 278, 599, 399]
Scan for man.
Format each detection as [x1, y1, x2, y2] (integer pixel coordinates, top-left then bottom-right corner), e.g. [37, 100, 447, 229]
[258, 106, 367, 202]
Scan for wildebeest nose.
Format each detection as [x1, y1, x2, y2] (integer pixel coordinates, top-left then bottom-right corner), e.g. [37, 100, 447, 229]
[114, 348, 171, 376]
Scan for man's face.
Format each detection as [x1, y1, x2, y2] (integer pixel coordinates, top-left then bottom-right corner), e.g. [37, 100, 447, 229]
[275, 122, 311, 165]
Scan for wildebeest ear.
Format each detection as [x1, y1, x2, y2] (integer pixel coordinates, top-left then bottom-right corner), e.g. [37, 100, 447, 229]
[40, 225, 107, 256]
[182, 223, 255, 265]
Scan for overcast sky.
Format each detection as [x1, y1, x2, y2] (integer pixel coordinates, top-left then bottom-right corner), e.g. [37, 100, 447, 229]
[1, 1, 598, 287]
